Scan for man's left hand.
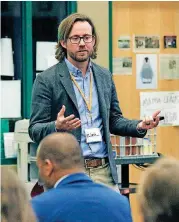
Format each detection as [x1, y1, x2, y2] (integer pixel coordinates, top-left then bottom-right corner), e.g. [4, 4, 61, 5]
[137, 110, 161, 130]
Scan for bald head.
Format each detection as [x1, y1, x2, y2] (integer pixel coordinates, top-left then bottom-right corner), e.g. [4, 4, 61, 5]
[37, 133, 84, 170]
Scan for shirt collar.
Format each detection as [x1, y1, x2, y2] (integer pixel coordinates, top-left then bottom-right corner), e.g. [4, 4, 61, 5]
[54, 174, 70, 188]
[65, 57, 92, 77]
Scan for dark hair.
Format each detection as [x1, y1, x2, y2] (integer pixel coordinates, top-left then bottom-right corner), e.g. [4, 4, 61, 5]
[55, 13, 99, 62]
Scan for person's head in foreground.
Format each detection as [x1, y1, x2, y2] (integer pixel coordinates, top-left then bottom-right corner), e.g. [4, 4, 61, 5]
[36, 132, 84, 189]
[138, 157, 179, 222]
[1, 167, 36, 222]
[32, 132, 133, 222]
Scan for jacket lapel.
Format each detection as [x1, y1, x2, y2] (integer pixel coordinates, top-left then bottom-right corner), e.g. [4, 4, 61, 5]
[57, 61, 78, 111]
[56, 61, 107, 122]
[92, 64, 107, 127]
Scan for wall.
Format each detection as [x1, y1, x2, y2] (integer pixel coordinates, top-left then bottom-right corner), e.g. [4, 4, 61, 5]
[112, 2, 179, 222]
[78, 1, 109, 69]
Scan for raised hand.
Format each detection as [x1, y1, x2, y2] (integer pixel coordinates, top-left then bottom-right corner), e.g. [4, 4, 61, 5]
[55, 105, 81, 131]
[137, 110, 161, 130]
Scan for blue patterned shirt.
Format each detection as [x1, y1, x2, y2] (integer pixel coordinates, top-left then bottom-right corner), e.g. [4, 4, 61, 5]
[65, 58, 107, 158]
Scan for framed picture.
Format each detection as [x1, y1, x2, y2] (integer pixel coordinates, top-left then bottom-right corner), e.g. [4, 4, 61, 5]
[164, 36, 177, 48]
[118, 36, 130, 49]
[113, 57, 132, 75]
[133, 35, 160, 52]
[159, 54, 179, 79]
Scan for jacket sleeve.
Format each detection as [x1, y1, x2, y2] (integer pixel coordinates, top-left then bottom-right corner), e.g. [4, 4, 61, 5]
[28, 74, 56, 144]
[109, 77, 146, 138]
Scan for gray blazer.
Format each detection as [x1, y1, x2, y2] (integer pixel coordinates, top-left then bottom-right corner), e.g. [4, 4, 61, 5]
[29, 60, 146, 183]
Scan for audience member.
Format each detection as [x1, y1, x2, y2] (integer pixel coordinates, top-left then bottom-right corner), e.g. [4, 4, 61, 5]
[31, 132, 133, 222]
[1, 167, 36, 222]
[137, 157, 179, 222]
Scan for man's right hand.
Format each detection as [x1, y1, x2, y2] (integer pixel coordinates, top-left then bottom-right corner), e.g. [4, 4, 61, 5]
[55, 105, 81, 131]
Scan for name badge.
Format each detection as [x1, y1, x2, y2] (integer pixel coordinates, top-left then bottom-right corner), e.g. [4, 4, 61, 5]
[85, 128, 102, 143]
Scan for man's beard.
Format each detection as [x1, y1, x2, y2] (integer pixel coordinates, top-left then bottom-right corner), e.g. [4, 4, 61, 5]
[68, 50, 93, 62]
[39, 175, 54, 190]
[43, 181, 54, 190]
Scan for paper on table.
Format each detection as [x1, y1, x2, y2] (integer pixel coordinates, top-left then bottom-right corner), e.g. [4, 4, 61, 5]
[3, 133, 17, 158]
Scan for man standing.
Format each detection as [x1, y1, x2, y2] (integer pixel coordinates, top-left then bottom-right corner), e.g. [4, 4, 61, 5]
[31, 132, 133, 222]
[29, 13, 160, 188]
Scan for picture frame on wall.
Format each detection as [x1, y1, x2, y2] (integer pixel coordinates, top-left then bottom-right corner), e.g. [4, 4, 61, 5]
[133, 35, 160, 53]
[113, 57, 132, 75]
[159, 54, 179, 79]
[164, 36, 177, 48]
[118, 36, 131, 50]
[136, 54, 158, 89]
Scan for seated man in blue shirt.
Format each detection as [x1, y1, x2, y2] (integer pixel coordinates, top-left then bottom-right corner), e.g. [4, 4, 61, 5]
[31, 132, 133, 222]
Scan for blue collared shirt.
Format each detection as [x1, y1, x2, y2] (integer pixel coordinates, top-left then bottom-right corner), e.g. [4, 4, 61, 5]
[65, 58, 107, 158]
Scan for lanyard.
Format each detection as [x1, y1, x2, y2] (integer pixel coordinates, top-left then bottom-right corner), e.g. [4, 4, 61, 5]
[70, 72, 93, 113]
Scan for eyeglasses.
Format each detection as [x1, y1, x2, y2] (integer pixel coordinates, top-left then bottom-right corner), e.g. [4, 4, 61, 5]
[68, 35, 95, 44]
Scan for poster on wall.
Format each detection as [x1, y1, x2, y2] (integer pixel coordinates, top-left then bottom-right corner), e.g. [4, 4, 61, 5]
[159, 54, 179, 79]
[164, 36, 177, 48]
[136, 54, 157, 89]
[140, 91, 179, 126]
[118, 36, 131, 50]
[133, 35, 160, 53]
[113, 57, 132, 75]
